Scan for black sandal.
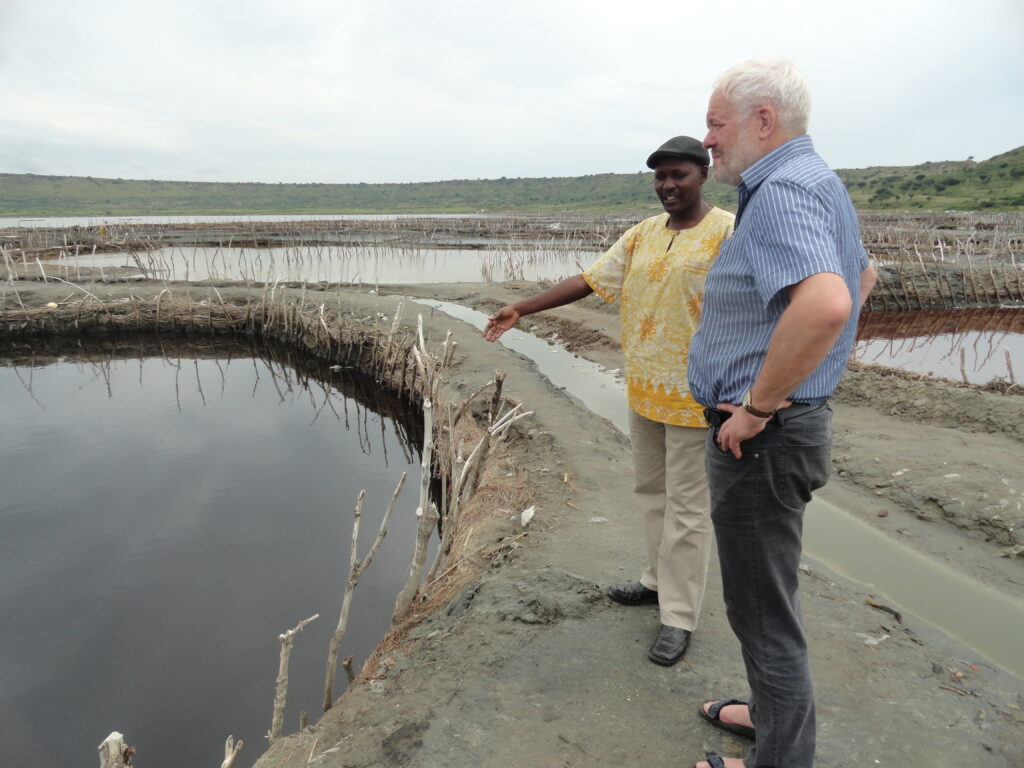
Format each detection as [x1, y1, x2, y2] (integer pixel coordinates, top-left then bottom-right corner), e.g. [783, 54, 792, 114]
[699, 698, 756, 739]
[697, 753, 726, 768]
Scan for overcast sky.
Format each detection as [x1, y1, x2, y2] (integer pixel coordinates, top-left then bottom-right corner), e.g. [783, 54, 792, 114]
[2, 0, 1022, 184]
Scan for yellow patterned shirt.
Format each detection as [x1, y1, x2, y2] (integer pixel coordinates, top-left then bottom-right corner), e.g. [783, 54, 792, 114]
[582, 208, 734, 427]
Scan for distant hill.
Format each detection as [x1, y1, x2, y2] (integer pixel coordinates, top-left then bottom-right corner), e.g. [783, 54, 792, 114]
[838, 146, 1024, 211]
[0, 172, 733, 218]
[2, 146, 1021, 217]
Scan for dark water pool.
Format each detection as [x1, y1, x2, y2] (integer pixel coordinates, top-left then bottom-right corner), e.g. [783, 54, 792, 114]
[0, 336, 425, 768]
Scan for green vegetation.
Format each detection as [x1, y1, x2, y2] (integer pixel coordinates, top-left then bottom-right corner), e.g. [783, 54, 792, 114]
[2, 146, 1022, 217]
[0, 172, 739, 217]
[838, 146, 1024, 211]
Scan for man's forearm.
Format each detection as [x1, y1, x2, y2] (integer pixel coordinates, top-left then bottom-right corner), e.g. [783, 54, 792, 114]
[748, 272, 853, 412]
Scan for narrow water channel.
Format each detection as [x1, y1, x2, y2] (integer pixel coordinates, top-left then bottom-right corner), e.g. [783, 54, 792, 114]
[0, 337, 425, 768]
[415, 299, 1024, 678]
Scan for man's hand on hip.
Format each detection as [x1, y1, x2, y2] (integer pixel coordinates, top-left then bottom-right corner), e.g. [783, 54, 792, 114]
[715, 403, 767, 458]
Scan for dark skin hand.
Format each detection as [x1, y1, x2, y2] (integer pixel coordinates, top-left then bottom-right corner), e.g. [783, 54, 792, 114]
[483, 274, 593, 341]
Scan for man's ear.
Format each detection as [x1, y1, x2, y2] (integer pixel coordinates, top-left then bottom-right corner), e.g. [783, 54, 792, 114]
[754, 104, 777, 139]
[700, 165, 709, 183]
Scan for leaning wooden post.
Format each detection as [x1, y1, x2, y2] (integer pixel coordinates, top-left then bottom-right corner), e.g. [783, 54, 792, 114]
[393, 396, 437, 620]
[98, 732, 134, 768]
[322, 473, 406, 712]
[269, 614, 319, 744]
[393, 501, 440, 620]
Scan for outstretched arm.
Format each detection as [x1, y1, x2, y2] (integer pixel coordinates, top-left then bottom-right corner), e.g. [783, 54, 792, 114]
[483, 274, 594, 341]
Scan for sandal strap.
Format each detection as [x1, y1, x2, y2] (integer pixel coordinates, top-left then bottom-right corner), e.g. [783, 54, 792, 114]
[705, 753, 726, 768]
[707, 697, 748, 720]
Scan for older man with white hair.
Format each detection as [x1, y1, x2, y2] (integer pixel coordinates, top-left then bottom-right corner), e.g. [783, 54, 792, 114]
[686, 58, 876, 768]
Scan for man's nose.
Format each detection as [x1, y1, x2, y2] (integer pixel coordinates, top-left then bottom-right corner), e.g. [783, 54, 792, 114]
[703, 131, 715, 149]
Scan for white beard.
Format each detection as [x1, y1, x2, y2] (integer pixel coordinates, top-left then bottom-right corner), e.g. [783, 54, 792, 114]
[711, 128, 762, 188]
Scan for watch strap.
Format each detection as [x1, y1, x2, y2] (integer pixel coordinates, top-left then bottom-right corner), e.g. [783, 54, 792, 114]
[742, 390, 775, 419]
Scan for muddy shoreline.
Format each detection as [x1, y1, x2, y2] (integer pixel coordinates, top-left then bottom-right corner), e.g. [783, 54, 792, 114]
[3, 275, 1023, 767]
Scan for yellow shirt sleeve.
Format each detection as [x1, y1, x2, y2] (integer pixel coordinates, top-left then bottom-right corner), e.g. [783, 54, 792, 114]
[582, 223, 642, 303]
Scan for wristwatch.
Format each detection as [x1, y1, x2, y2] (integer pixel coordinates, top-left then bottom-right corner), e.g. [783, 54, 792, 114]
[742, 390, 775, 419]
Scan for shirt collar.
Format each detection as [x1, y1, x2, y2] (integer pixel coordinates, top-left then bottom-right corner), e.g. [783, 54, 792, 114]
[739, 134, 815, 192]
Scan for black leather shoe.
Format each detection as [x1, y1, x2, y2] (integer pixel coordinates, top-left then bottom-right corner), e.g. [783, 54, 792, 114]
[606, 582, 659, 606]
[648, 624, 691, 666]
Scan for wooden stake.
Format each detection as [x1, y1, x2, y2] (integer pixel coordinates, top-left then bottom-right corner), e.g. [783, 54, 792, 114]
[393, 501, 440, 621]
[269, 614, 319, 743]
[98, 732, 134, 768]
[323, 473, 406, 711]
[393, 397, 436, 620]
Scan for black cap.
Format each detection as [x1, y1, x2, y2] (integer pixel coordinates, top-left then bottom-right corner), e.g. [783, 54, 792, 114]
[646, 136, 709, 169]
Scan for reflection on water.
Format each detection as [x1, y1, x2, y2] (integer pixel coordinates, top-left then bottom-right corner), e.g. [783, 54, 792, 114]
[855, 307, 1024, 384]
[0, 337, 424, 768]
[54, 244, 584, 285]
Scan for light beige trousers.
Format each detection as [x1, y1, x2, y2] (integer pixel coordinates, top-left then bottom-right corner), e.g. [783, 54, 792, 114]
[629, 409, 712, 631]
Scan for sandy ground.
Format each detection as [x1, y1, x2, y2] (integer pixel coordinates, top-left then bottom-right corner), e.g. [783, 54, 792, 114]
[3, 275, 1023, 767]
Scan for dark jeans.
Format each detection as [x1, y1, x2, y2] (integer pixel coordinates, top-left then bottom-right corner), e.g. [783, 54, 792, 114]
[704, 404, 832, 768]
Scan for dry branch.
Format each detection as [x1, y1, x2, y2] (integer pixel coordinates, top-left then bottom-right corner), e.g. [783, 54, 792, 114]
[393, 393, 437, 619]
[220, 735, 244, 768]
[323, 473, 407, 711]
[452, 377, 496, 428]
[269, 613, 319, 744]
[392, 501, 440, 621]
[98, 732, 134, 768]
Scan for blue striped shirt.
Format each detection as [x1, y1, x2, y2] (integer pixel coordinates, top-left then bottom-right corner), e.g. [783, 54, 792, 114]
[688, 135, 868, 407]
